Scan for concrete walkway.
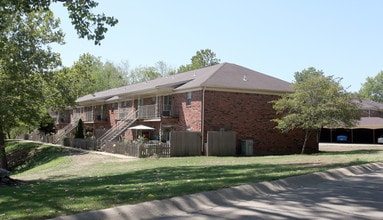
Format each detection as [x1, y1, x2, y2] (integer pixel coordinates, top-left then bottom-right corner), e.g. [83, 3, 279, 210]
[51, 162, 383, 220]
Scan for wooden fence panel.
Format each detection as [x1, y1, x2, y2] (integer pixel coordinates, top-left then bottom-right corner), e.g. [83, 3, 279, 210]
[139, 143, 171, 158]
[100, 141, 139, 156]
[100, 141, 170, 158]
[170, 131, 202, 156]
[206, 131, 236, 156]
[71, 138, 97, 150]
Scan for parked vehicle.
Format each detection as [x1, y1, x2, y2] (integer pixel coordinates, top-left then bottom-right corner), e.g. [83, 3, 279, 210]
[337, 135, 348, 143]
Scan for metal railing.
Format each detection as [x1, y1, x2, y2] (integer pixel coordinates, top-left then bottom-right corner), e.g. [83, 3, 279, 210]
[97, 110, 138, 147]
[138, 104, 159, 119]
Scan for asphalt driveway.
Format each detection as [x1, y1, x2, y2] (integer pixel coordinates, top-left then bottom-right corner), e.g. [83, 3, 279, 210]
[51, 162, 383, 220]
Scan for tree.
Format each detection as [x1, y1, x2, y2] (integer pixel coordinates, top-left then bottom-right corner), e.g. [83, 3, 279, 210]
[271, 68, 360, 154]
[0, 9, 64, 169]
[90, 59, 130, 92]
[359, 71, 383, 103]
[74, 119, 84, 139]
[128, 66, 162, 84]
[38, 114, 57, 135]
[0, 1, 117, 169]
[177, 49, 220, 73]
[155, 61, 176, 77]
[0, 0, 118, 45]
[294, 67, 325, 83]
[127, 61, 176, 85]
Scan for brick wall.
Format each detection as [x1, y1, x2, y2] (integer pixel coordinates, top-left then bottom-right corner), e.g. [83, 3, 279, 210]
[204, 90, 318, 155]
[172, 91, 202, 132]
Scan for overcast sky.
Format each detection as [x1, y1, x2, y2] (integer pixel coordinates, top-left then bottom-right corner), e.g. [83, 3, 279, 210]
[51, 0, 383, 92]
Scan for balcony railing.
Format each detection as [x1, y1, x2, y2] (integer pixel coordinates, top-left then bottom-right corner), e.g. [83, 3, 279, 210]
[73, 103, 177, 123]
[138, 104, 159, 119]
[118, 107, 134, 120]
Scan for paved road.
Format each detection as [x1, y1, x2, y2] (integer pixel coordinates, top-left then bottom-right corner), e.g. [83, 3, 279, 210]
[52, 162, 383, 220]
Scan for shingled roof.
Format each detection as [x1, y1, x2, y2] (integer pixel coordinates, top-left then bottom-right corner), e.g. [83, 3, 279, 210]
[359, 99, 383, 110]
[76, 63, 292, 104]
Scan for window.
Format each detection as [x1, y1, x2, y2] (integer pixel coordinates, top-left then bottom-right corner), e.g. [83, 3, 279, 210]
[186, 92, 192, 106]
[163, 95, 172, 116]
[119, 101, 128, 108]
[163, 95, 171, 110]
[138, 98, 143, 106]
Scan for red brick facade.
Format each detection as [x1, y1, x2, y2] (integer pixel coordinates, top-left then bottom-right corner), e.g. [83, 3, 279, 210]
[66, 63, 321, 155]
[194, 90, 317, 155]
[155, 89, 318, 155]
[171, 91, 203, 132]
[63, 90, 318, 155]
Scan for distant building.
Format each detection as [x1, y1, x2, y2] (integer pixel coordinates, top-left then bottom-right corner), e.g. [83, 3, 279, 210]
[320, 99, 383, 144]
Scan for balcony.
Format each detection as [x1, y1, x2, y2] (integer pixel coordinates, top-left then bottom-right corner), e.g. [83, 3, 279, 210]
[138, 104, 159, 119]
[138, 104, 178, 119]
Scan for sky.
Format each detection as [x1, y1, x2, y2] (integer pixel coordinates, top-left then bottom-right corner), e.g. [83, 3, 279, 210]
[50, 0, 383, 92]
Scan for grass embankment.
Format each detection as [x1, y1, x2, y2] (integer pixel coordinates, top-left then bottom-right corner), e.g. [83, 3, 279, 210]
[1, 140, 382, 220]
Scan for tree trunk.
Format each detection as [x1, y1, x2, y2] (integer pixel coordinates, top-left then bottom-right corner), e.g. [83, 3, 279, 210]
[0, 123, 8, 169]
[301, 129, 310, 154]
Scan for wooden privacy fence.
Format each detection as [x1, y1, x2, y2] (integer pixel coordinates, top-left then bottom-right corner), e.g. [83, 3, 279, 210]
[63, 138, 97, 150]
[206, 131, 237, 156]
[170, 131, 202, 156]
[140, 143, 171, 158]
[100, 141, 171, 158]
[49, 131, 236, 157]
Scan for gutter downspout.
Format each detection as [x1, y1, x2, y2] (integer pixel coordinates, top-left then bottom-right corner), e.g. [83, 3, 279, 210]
[202, 87, 206, 155]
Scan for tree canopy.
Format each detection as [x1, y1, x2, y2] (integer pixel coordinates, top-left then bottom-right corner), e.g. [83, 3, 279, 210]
[271, 68, 360, 154]
[0, 0, 117, 169]
[1, 0, 118, 45]
[68, 54, 129, 93]
[177, 49, 220, 73]
[0, 9, 65, 168]
[359, 71, 383, 103]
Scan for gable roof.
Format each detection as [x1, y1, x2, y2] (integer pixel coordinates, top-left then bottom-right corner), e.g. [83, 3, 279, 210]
[175, 63, 291, 92]
[76, 63, 292, 105]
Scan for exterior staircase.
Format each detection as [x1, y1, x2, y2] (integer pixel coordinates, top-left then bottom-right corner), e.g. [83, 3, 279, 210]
[53, 120, 79, 144]
[97, 110, 138, 147]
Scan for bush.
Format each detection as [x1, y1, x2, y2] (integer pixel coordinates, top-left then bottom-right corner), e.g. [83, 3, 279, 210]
[74, 119, 84, 139]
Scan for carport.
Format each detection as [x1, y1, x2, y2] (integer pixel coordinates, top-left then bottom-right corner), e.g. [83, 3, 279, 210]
[320, 117, 383, 144]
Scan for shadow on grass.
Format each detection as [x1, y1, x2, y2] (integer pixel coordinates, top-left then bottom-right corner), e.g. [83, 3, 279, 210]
[0, 160, 373, 220]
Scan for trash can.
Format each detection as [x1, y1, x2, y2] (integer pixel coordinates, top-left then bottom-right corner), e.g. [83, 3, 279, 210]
[241, 139, 253, 156]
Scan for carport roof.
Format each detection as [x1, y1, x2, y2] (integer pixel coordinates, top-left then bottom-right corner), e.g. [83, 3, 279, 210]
[359, 99, 383, 110]
[355, 117, 383, 129]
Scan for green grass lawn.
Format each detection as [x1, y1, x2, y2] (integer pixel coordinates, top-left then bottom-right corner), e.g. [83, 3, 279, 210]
[1, 140, 382, 220]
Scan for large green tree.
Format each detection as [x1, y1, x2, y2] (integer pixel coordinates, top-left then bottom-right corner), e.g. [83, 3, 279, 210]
[1, 0, 118, 45]
[359, 71, 383, 103]
[128, 66, 162, 84]
[271, 68, 360, 154]
[0, 9, 64, 168]
[127, 61, 175, 84]
[64, 53, 130, 93]
[177, 49, 220, 73]
[0, 1, 118, 169]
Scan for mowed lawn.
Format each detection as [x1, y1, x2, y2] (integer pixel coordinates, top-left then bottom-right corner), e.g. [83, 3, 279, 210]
[1, 141, 383, 220]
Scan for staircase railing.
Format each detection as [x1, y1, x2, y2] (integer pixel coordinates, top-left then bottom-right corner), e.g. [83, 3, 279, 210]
[97, 110, 138, 147]
[53, 119, 79, 144]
